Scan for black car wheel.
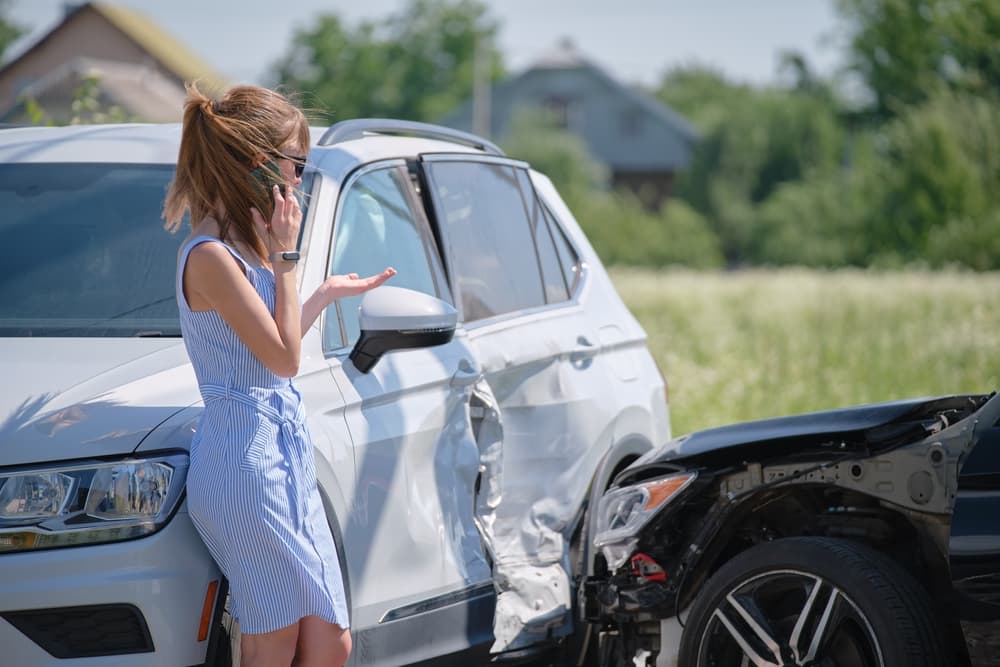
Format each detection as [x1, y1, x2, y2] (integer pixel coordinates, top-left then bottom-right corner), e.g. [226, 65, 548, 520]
[678, 537, 948, 666]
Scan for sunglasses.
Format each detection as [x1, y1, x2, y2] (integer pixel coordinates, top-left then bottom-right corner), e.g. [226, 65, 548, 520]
[276, 152, 307, 178]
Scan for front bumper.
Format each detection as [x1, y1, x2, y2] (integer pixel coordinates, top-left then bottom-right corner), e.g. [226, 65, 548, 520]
[581, 573, 675, 625]
[0, 505, 222, 666]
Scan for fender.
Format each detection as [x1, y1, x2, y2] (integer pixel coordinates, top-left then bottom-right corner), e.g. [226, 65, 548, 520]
[312, 453, 353, 615]
[583, 435, 655, 576]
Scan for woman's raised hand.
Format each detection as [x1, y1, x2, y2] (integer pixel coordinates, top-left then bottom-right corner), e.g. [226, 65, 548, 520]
[251, 185, 301, 258]
[323, 268, 397, 303]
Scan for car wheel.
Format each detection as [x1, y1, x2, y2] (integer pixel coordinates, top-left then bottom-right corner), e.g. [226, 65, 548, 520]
[678, 537, 948, 667]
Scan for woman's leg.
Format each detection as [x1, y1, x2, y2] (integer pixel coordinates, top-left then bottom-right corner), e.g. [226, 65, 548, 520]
[241, 621, 299, 667]
[293, 615, 351, 667]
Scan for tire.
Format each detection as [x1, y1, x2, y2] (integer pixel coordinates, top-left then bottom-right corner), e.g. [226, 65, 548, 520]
[565, 503, 600, 667]
[678, 537, 949, 667]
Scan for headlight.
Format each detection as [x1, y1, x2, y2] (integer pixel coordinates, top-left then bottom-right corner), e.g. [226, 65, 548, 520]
[593, 471, 696, 570]
[0, 453, 188, 554]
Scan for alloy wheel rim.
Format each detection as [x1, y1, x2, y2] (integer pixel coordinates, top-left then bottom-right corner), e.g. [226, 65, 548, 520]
[695, 568, 885, 667]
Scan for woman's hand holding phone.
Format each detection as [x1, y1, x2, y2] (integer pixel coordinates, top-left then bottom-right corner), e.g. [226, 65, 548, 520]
[251, 184, 301, 264]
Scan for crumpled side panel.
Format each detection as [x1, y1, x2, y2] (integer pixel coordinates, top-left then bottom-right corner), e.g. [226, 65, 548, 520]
[434, 383, 495, 583]
[470, 378, 575, 653]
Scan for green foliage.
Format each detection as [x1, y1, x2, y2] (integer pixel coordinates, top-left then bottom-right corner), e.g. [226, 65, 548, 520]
[660, 67, 847, 266]
[751, 168, 873, 267]
[271, 0, 502, 122]
[837, 0, 1000, 119]
[263, 0, 1000, 271]
[924, 210, 1000, 271]
[643, 2, 1000, 272]
[501, 111, 722, 269]
[16, 75, 136, 126]
[0, 0, 24, 61]
[500, 109, 608, 192]
[866, 89, 1000, 265]
[68, 75, 134, 125]
[565, 188, 724, 269]
[19, 95, 50, 126]
[656, 64, 752, 133]
[613, 268, 1000, 434]
[744, 87, 1000, 271]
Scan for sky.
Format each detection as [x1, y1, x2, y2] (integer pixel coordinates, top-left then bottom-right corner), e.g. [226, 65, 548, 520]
[5, 1, 847, 89]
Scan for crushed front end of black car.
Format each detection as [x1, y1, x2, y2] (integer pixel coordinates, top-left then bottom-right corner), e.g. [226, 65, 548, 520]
[582, 392, 1000, 667]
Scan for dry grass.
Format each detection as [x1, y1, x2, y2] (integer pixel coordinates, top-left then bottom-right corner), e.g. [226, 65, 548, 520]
[610, 268, 1000, 436]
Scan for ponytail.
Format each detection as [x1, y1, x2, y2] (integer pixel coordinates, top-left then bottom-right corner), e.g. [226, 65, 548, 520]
[163, 82, 310, 262]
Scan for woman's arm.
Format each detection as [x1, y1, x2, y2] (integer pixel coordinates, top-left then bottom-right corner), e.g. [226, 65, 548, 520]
[184, 185, 303, 377]
[300, 268, 398, 335]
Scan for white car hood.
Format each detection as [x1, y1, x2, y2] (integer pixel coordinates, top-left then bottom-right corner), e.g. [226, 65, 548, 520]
[0, 339, 199, 467]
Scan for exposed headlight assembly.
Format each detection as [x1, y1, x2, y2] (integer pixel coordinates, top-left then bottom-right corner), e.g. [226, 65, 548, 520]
[594, 471, 696, 570]
[0, 453, 187, 553]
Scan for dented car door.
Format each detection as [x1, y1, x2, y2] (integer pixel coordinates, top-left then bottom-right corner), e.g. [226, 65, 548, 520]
[318, 162, 494, 666]
[422, 155, 619, 652]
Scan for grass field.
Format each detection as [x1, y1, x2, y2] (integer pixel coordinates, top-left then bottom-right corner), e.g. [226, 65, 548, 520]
[609, 268, 1000, 437]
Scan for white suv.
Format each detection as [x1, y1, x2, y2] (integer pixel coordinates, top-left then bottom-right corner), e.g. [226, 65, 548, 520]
[0, 120, 671, 666]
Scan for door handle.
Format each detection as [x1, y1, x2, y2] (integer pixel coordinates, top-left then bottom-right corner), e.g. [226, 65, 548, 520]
[570, 335, 598, 363]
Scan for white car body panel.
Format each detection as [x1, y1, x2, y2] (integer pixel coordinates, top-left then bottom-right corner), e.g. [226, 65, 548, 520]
[0, 123, 671, 666]
[0, 339, 195, 466]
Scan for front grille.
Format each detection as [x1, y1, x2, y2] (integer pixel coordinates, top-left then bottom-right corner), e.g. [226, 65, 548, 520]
[1, 604, 154, 658]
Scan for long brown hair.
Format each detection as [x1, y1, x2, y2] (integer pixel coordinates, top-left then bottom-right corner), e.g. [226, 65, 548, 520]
[163, 82, 310, 261]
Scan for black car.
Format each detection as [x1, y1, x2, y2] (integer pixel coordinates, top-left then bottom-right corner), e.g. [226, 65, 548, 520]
[581, 392, 1000, 666]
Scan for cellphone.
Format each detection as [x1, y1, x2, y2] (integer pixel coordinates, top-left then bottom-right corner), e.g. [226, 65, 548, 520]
[250, 160, 286, 197]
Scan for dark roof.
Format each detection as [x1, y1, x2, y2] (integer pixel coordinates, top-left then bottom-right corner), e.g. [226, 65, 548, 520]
[441, 40, 699, 171]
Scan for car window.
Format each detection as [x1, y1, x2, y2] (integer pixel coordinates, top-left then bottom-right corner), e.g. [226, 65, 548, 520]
[0, 163, 182, 337]
[0, 164, 320, 339]
[516, 170, 569, 304]
[425, 161, 546, 322]
[542, 203, 581, 294]
[325, 165, 446, 350]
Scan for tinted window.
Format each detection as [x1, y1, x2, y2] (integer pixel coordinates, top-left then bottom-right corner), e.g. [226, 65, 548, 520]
[516, 171, 568, 303]
[543, 204, 581, 294]
[426, 161, 546, 322]
[325, 165, 446, 350]
[0, 163, 182, 337]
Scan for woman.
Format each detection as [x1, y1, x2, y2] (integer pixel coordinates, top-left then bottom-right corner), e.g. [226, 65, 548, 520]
[164, 83, 395, 667]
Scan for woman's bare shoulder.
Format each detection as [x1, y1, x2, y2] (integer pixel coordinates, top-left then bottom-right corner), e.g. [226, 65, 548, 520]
[186, 241, 246, 280]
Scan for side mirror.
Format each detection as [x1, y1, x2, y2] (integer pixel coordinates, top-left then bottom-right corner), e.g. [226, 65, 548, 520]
[349, 285, 458, 373]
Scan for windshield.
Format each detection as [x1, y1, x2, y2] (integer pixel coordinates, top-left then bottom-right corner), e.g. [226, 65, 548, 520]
[0, 163, 314, 338]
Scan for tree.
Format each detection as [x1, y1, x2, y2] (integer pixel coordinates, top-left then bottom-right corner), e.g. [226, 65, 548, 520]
[500, 109, 722, 269]
[271, 0, 503, 123]
[836, 0, 1000, 119]
[869, 88, 1000, 265]
[0, 0, 24, 61]
[656, 64, 754, 134]
[658, 66, 847, 266]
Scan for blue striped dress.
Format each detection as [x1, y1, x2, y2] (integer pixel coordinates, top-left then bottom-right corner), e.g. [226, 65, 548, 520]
[176, 234, 350, 635]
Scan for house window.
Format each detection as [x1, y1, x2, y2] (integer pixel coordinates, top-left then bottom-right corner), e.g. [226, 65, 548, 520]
[544, 96, 573, 129]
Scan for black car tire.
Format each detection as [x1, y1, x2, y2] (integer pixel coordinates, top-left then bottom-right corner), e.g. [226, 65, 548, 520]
[678, 536, 948, 666]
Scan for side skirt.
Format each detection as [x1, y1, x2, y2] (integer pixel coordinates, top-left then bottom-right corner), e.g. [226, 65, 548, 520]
[351, 582, 495, 667]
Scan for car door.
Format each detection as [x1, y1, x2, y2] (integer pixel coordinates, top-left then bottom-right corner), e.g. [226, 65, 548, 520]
[318, 161, 494, 666]
[421, 155, 619, 651]
[949, 420, 1000, 663]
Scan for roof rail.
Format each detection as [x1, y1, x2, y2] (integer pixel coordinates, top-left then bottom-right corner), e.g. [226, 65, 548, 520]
[318, 119, 504, 156]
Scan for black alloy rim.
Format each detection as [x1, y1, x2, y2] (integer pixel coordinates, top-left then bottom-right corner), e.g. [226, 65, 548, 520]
[696, 569, 885, 667]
